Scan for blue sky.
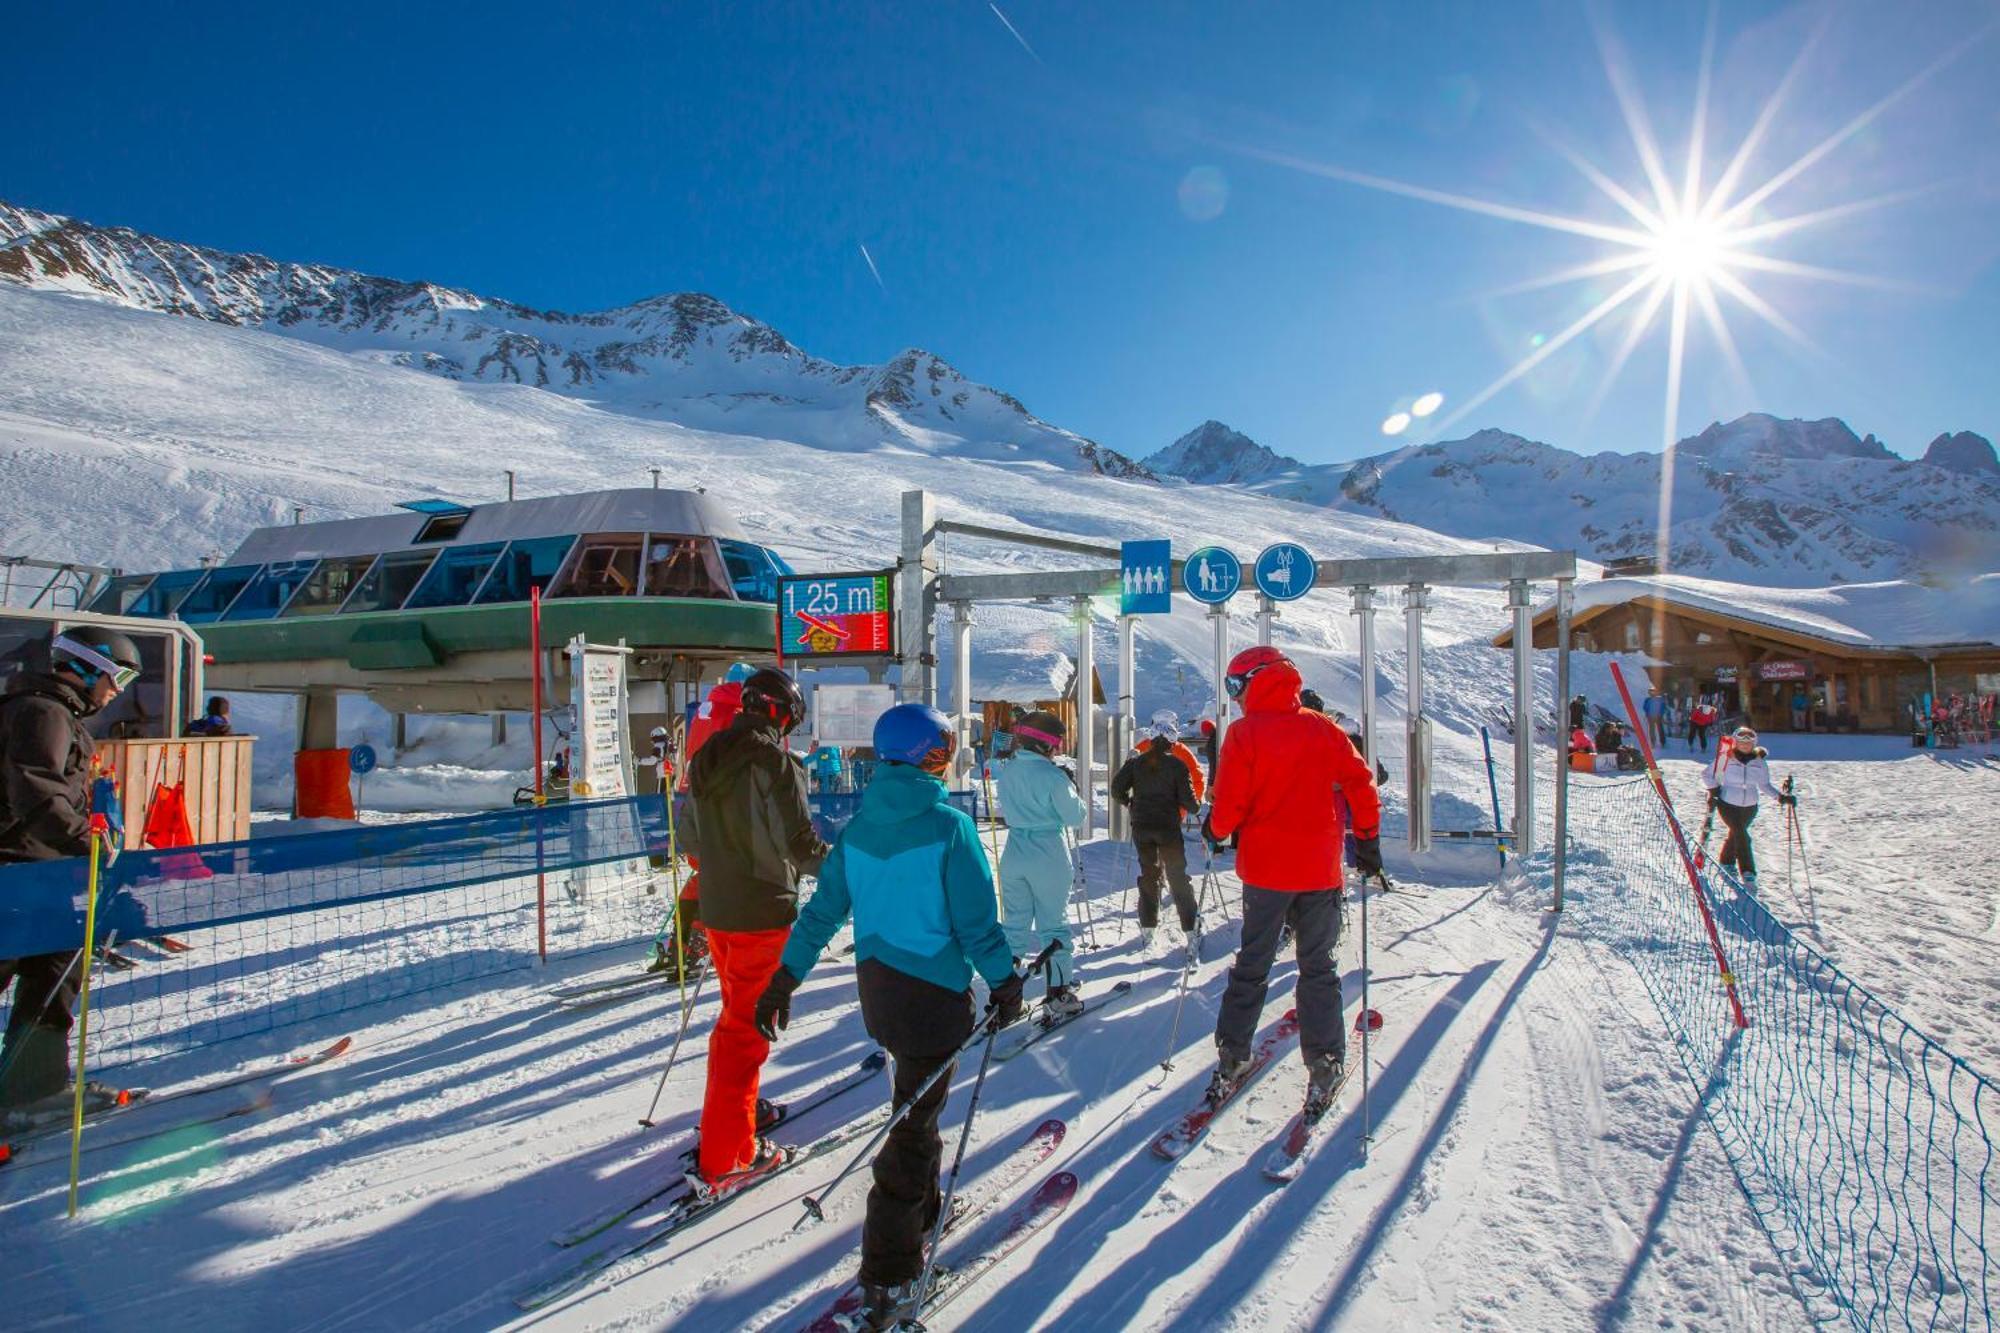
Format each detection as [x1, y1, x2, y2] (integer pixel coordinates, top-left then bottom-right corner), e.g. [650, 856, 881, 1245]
[5, 1, 1995, 464]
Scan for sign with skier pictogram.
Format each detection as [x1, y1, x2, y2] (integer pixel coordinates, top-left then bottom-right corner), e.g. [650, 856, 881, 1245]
[1253, 542, 1316, 602]
[1182, 547, 1241, 605]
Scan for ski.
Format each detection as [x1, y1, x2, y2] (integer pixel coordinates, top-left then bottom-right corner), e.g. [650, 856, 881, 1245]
[1261, 1063, 1355, 1183]
[798, 1117, 1067, 1332]
[0, 1086, 146, 1139]
[884, 1171, 1080, 1330]
[1, 1035, 352, 1148]
[994, 980, 1135, 1062]
[551, 1048, 887, 1248]
[153, 935, 194, 953]
[1151, 1008, 1300, 1161]
[519, 1112, 888, 1311]
[548, 970, 680, 1002]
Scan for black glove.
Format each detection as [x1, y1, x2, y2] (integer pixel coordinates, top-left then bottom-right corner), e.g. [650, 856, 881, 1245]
[754, 967, 800, 1041]
[987, 972, 1026, 1031]
[1706, 791, 1719, 811]
[1353, 836, 1383, 878]
[1779, 791, 1797, 806]
[1200, 814, 1227, 854]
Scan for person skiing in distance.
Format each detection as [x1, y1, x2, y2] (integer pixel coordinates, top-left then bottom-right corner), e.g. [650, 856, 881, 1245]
[684, 666, 827, 1195]
[1197, 717, 1218, 789]
[993, 709, 1087, 1020]
[1642, 687, 1668, 748]
[1699, 725, 1793, 888]
[1111, 712, 1201, 949]
[1569, 694, 1588, 732]
[1204, 645, 1380, 1118]
[1125, 708, 1205, 805]
[1, 628, 142, 1109]
[756, 703, 1025, 1329]
[653, 663, 753, 978]
[1688, 696, 1717, 752]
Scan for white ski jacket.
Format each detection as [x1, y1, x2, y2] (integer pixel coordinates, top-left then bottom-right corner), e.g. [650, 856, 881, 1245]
[1701, 747, 1784, 808]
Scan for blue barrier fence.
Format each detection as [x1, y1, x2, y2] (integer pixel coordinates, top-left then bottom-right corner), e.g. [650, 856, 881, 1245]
[0, 787, 983, 1066]
[1565, 773, 1996, 1330]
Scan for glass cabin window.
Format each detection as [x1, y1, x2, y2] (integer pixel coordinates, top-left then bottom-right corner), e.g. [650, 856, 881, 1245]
[177, 566, 258, 623]
[342, 550, 438, 613]
[552, 534, 645, 598]
[131, 569, 209, 618]
[475, 536, 578, 604]
[405, 543, 506, 609]
[223, 561, 318, 620]
[716, 539, 784, 603]
[283, 555, 378, 617]
[643, 536, 729, 599]
[86, 574, 157, 616]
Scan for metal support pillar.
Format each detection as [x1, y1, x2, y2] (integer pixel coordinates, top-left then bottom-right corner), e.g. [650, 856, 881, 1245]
[1404, 583, 1430, 853]
[1553, 578, 1573, 909]
[1508, 579, 1537, 858]
[1255, 593, 1277, 648]
[391, 712, 408, 754]
[297, 689, 339, 751]
[1073, 596, 1096, 835]
[491, 712, 508, 747]
[1113, 614, 1136, 840]
[1209, 604, 1231, 754]
[1351, 586, 1378, 774]
[951, 601, 975, 791]
[899, 489, 938, 706]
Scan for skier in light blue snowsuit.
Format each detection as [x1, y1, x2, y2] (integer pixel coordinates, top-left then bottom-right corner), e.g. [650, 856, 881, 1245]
[994, 709, 1087, 1016]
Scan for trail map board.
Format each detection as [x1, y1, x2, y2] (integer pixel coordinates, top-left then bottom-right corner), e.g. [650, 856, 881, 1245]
[777, 570, 896, 661]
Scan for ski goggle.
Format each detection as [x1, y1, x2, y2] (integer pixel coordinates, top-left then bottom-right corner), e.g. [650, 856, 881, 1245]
[53, 636, 141, 690]
[1225, 663, 1273, 699]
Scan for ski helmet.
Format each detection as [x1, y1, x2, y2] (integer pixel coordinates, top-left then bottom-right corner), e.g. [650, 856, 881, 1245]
[1013, 709, 1066, 756]
[1224, 645, 1289, 699]
[1148, 708, 1180, 741]
[1298, 687, 1326, 714]
[51, 628, 143, 692]
[740, 667, 807, 735]
[723, 661, 755, 684]
[873, 703, 956, 774]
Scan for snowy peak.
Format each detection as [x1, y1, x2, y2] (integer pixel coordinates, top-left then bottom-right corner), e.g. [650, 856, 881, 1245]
[1923, 431, 1999, 477]
[1678, 413, 1893, 465]
[0, 198, 1144, 476]
[1145, 420, 1300, 484]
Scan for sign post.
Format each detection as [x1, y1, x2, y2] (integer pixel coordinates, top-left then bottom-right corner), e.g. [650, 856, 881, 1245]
[1183, 547, 1241, 748]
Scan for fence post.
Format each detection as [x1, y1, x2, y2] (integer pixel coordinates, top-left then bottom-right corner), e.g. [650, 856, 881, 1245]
[531, 585, 547, 965]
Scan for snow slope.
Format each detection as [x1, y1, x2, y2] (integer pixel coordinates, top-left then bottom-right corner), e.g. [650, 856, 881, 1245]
[1144, 416, 2000, 586]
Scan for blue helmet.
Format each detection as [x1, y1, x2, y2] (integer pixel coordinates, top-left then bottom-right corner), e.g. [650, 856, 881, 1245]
[723, 662, 755, 684]
[873, 703, 956, 773]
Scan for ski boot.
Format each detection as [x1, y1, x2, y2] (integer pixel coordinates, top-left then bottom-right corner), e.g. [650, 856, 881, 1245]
[1137, 926, 1156, 951]
[680, 1102, 786, 1168]
[682, 1136, 786, 1203]
[1304, 1052, 1346, 1122]
[1042, 985, 1085, 1024]
[1205, 1052, 1253, 1106]
[856, 1277, 923, 1330]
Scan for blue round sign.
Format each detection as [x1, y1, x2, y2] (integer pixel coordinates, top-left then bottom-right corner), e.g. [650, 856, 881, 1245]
[349, 744, 378, 776]
[1254, 542, 1317, 602]
[1182, 547, 1242, 605]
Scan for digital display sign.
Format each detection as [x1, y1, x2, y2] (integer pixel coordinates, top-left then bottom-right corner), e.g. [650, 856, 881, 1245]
[777, 570, 896, 661]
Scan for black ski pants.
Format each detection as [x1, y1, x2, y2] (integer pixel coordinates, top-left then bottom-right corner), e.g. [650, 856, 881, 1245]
[1133, 826, 1198, 931]
[1216, 885, 1344, 1066]
[1716, 800, 1761, 877]
[0, 951, 78, 1106]
[862, 1048, 954, 1287]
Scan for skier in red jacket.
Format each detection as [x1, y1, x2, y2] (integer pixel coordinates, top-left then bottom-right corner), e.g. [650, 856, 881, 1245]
[651, 664, 752, 978]
[1203, 646, 1381, 1119]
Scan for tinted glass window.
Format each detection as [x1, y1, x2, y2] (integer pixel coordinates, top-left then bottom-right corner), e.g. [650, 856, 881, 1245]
[716, 539, 782, 603]
[405, 543, 505, 608]
[552, 534, 645, 598]
[415, 512, 469, 542]
[224, 561, 317, 620]
[343, 550, 437, 613]
[643, 536, 728, 599]
[132, 569, 209, 618]
[87, 574, 157, 616]
[177, 566, 257, 622]
[475, 536, 577, 604]
[283, 554, 378, 617]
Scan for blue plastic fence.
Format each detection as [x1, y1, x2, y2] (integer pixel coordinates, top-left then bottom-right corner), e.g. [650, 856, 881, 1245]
[1564, 773, 1996, 1331]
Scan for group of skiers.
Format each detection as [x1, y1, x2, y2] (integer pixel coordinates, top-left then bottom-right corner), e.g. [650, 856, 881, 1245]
[647, 643, 1382, 1327]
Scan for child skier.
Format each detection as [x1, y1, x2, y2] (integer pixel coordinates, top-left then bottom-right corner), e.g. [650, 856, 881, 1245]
[1700, 725, 1794, 888]
[993, 709, 1088, 1019]
[755, 703, 1026, 1329]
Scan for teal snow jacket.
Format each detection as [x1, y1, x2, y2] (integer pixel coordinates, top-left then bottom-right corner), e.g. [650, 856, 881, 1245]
[781, 762, 1015, 994]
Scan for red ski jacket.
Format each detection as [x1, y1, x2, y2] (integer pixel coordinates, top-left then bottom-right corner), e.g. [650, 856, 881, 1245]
[1208, 661, 1381, 891]
[676, 681, 744, 794]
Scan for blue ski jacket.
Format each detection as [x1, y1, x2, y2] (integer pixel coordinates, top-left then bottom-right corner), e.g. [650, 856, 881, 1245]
[780, 762, 1015, 995]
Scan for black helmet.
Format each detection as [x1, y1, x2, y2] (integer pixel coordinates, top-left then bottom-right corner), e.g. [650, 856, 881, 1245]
[51, 627, 143, 691]
[1012, 709, 1066, 756]
[1298, 687, 1326, 714]
[740, 667, 806, 735]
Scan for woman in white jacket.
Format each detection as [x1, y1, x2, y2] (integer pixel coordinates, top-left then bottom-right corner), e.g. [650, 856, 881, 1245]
[1700, 726, 1795, 884]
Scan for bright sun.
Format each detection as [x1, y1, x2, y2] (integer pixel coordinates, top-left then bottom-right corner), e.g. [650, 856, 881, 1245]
[1644, 214, 1731, 285]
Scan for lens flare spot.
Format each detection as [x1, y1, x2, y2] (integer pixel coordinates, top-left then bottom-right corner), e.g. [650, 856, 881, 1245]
[1410, 391, 1444, 417]
[1177, 166, 1230, 222]
[1381, 412, 1412, 436]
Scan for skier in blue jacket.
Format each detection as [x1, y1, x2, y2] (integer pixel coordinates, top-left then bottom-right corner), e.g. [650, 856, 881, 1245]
[993, 708, 1088, 1019]
[756, 703, 1025, 1327]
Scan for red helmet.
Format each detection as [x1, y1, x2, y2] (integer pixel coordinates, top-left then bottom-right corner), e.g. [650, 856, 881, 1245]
[1225, 645, 1290, 700]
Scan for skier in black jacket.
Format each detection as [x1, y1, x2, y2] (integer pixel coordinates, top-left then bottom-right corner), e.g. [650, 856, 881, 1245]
[1111, 715, 1200, 948]
[683, 666, 829, 1193]
[1, 628, 141, 1108]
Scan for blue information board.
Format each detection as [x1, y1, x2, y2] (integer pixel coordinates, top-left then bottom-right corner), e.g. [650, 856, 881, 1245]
[1120, 539, 1172, 615]
[1254, 542, 1317, 602]
[1182, 547, 1242, 604]
[778, 570, 897, 660]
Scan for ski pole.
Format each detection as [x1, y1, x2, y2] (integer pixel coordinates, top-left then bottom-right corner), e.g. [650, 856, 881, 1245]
[1066, 831, 1099, 951]
[979, 763, 1004, 912]
[68, 819, 108, 1218]
[638, 955, 711, 1128]
[906, 992, 1004, 1320]
[1357, 862, 1372, 1166]
[796, 939, 1059, 1228]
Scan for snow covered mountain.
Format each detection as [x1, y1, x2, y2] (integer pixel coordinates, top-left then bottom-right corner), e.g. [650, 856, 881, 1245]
[1147, 415, 2000, 585]
[0, 200, 1145, 478]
